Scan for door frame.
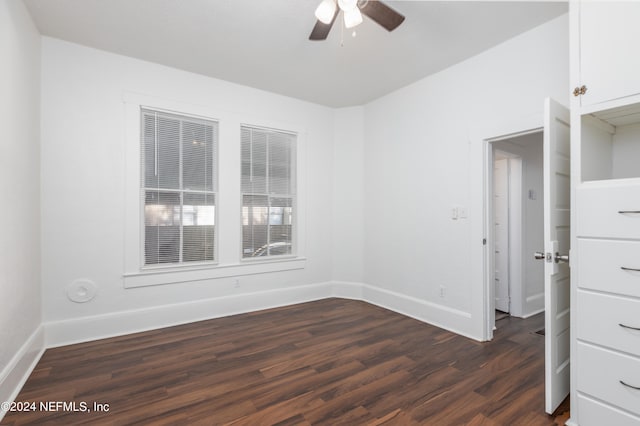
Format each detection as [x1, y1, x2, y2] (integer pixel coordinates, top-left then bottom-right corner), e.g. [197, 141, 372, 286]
[481, 126, 542, 340]
[492, 151, 523, 316]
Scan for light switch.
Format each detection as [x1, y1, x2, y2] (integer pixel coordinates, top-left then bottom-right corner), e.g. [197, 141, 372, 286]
[459, 206, 468, 218]
[451, 206, 458, 220]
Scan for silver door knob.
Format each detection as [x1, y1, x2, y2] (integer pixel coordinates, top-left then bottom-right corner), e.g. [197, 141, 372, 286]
[534, 251, 545, 260]
[555, 252, 569, 263]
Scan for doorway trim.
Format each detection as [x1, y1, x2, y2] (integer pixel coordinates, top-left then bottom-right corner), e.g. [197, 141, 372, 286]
[470, 111, 544, 341]
[493, 151, 523, 317]
[480, 125, 543, 341]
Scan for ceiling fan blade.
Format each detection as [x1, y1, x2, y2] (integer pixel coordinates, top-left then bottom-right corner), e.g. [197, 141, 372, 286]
[360, 0, 405, 32]
[309, 8, 340, 40]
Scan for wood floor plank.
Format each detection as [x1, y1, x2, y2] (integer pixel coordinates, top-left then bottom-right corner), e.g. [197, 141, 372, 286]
[1, 298, 568, 425]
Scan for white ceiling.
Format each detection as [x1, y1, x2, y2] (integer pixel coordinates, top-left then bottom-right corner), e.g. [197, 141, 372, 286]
[23, 0, 567, 107]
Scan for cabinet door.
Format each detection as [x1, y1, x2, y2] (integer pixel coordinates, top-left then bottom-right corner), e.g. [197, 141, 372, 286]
[580, 2, 640, 106]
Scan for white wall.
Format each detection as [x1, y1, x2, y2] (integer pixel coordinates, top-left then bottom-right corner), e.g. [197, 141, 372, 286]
[332, 107, 365, 284]
[493, 133, 545, 317]
[0, 0, 43, 409]
[37, 13, 569, 347]
[0, 7, 573, 412]
[612, 123, 640, 180]
[362, 15, 569, 339]
[40, 38, 336, 345]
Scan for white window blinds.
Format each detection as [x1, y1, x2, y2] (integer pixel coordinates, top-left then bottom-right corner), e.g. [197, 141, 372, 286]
[241, 126, 296, 258]
[141, 109, 218, 265]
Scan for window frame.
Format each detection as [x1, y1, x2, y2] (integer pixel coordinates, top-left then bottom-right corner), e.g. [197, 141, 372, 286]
[122, 93, 307, 289]
[240, 125, 298, 262]
[140, 108, 219, 269]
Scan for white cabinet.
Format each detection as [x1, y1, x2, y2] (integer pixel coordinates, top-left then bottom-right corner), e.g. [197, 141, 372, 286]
[573, 178, 640, 424]
[577, 342, 640, 416]
[576, 2, 640, 107]
[571, 3, 640, 424]
[577, 239, 640, 298]
[576, 291, 640, 355]
[577, 395, 640, 426]
[579, 104, 640, 183]
[576, 180, 640, 240]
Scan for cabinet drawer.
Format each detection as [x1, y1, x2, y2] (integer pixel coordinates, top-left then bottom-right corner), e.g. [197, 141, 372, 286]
[578, 239, 640, 297]
[577, 394, 640, 426]
[577, 181, 640, 239]
[577, 290, 640, 355]
[577, 342, 640, 416]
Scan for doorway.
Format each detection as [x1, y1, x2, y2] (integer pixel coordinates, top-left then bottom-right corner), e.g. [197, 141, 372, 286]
[479, 99, 571, 414]
[487, 131, 544, 331]
[493, 151, 520, 318]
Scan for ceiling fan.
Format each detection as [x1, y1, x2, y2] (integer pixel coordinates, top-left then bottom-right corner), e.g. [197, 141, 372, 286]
[309, 0, 405, 41]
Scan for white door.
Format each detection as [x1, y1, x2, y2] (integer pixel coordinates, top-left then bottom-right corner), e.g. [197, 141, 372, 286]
[494, 158, 510, 313]
[542, 98, 571, 414]
[579, 2, 640, 106]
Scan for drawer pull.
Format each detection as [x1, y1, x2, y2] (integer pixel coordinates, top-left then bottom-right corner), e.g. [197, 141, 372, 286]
[621, 266, 640, 272]
[618, 210, 640, 214]
[620, 380, 640, 391]
[619, 323, 640, 331]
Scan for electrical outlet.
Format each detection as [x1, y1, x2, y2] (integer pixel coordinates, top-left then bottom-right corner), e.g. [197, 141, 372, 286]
[439, 285, 445, 298]
[234, 279, 240, 288]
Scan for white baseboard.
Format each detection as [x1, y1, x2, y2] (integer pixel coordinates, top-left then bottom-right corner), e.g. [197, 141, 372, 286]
[523, 292, 545, 318]
[45, 282, 333, 348]
[0, 280, 530, 421]
[521, 307, 545, 319]
[45, 280, 482, 349]
[330, 280, 364, 300]
[331, 281, 478, 341]
[0, 326, 45, 421]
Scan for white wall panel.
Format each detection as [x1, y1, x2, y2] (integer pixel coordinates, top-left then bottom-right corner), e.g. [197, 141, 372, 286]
[0, 0, 43, 412]
[40, 38, 335, 325]
[362, 15, 569, 338]
[332, 107, 365, 283]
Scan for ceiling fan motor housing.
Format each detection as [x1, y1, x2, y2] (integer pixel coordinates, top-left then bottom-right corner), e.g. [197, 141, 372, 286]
[310, 0, 405, 41]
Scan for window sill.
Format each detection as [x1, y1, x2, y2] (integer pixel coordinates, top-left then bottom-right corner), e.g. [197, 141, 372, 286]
[123, 257, 306, 289]
[240, 254, 298, 263]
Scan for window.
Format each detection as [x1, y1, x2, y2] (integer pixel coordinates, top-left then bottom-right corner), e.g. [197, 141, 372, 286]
[241, 126, 296, 258]
[141, 108, 218, 266]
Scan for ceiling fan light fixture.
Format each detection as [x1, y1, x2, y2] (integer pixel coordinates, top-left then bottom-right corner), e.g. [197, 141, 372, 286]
[337, 0, 358, 11]
[343, 7, 363, 28]
[309, 0, 404, 41]
[315, 0, 337, 24]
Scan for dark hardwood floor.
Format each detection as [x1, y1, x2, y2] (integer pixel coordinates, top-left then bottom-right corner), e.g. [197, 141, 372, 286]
[2, 298, 569, 425]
